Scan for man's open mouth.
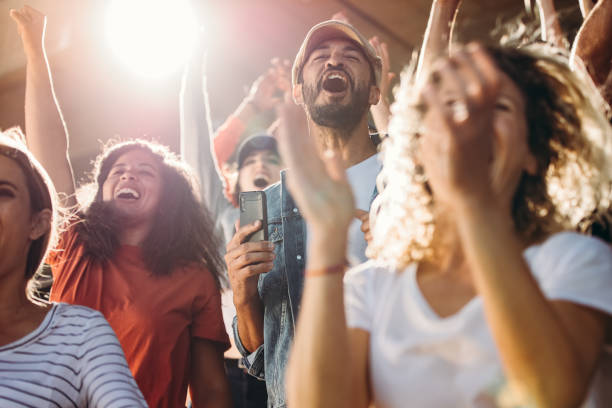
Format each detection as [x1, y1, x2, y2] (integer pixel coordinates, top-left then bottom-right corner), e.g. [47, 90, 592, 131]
[321, 71, 349, 93]
[253, 177, 269, 189]
[114, 187, 140, 200]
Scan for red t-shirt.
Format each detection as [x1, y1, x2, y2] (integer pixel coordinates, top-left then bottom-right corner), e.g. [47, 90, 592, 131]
[48, 226, 230, 408]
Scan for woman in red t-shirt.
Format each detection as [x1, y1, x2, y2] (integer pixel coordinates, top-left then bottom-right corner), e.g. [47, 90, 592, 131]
[12, 5, 231, 408]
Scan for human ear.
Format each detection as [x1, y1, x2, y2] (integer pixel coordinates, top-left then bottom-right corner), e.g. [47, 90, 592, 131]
[293, 84, 304, 105]
[29, 209, 52, 241]
[369, 85, 381, 105]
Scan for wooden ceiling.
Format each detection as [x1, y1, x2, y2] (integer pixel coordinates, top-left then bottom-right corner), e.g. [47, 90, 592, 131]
[0, 0, 581, 179]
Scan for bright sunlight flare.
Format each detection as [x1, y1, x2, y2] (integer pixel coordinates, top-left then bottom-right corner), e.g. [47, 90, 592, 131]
[105, 0, 197, 78]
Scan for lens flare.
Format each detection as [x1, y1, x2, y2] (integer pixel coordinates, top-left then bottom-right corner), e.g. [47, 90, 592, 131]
[105, 0, 197, 78]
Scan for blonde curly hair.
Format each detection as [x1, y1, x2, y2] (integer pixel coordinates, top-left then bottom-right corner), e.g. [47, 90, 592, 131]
[369, 44, 612, 269]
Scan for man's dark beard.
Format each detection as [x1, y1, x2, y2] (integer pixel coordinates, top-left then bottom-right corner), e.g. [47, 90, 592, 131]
[303, 72, 370, 134]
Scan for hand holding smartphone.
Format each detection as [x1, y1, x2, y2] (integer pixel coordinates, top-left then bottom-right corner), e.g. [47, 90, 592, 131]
[239, 191, 268, 242]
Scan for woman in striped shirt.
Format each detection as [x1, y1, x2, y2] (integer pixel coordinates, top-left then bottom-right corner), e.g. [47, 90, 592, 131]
[0, 129, 147, 407]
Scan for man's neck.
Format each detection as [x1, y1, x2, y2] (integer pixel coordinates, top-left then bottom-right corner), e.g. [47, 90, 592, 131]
[309, 116, 376, 168]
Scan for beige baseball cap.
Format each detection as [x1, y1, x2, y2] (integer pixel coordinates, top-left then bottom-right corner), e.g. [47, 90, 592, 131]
[292, 20, 382, 87]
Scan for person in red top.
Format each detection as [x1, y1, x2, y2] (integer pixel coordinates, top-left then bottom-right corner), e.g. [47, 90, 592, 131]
[12, 5, 232, 408]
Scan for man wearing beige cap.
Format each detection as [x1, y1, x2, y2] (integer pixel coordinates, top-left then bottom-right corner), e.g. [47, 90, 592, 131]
[224, 19, 382, 407]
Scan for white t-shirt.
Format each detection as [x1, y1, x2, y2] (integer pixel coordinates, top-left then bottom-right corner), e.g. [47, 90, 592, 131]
[305, 153, 380, 267]
[345, 153, 381, 266]
[344, 232, 612, 408]
[0, 303, 147, 408]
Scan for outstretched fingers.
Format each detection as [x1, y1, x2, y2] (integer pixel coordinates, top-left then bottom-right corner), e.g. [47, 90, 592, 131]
[276, 100, 327, 190]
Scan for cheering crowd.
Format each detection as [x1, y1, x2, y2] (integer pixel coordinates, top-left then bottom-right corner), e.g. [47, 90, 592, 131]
[1, 0, 612, 407]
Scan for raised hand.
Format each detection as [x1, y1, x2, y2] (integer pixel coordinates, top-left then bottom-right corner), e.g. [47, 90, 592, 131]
[276, 96, 355, 241]
[246, 59, 291, 113]
[579, 0, 596, 17]
[536, 0, 569, 49]
[369, 36, 395, 134]
[419, 44, 502, 206]
[10, 5, 46, 56]
[572, 0, 612, 108]
[370, 37, 395, 101]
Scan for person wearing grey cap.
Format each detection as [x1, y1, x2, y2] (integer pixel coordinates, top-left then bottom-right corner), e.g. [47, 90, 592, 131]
[224, 19, 383, 407]
[181, 49, 286, 408]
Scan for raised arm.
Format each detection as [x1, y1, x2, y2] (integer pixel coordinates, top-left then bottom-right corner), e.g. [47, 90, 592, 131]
[536, 0, 568, 49]
[215, 59, 291, 162]
[212, 60, 290, 204]
[10, 6, 76, 207]
[579, 0, 596, 16]
[179, 46, 232, 217]
[415, 0, 462, 83]
[572, 0, 612, 74]
[277, 94, 370, 407]
[368, 37, 395, 135]
[571, 0, 612, 107]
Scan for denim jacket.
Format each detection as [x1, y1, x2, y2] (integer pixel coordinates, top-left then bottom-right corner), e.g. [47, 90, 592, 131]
[233, 169, 377, 408]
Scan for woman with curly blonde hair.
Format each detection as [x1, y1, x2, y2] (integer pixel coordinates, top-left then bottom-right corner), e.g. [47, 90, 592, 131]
[371, 43, 612, 268]
[279, 41, 612, 408]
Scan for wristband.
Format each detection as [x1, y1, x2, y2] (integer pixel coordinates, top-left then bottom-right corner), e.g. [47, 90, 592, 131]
[305, 263, 346, 277]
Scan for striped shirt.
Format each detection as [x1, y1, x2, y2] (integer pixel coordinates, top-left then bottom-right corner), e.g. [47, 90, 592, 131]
[0, 303, 148, 407]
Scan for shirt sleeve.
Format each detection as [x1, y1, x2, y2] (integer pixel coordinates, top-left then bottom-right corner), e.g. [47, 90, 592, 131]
[233, 316, 266, 380]
[527, 232, 612, 315]
[191, 269, 231, 349]
[80, 311, 148, 407]
[343, 261, 378, 332]
[214, 115, 245, 169]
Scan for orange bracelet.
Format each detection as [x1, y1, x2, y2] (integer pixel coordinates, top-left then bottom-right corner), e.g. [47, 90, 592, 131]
[305, 264, 346, 277]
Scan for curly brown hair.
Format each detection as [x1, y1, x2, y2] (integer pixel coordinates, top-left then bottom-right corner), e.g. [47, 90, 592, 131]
[74, 139, 225, 286]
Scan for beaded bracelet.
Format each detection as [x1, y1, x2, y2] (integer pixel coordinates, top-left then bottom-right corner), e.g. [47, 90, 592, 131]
[304, 263, 346, 277]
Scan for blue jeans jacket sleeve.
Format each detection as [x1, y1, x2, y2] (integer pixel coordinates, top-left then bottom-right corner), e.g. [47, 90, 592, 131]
[232, 315, 266, 380]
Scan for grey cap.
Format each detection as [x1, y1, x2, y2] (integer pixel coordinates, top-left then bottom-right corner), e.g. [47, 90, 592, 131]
[237, 134, 279, 169]
[292, 20, 382, 87]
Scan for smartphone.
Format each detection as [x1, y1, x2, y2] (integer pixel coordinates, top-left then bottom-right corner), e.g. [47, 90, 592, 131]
[239, 191, 268, 242]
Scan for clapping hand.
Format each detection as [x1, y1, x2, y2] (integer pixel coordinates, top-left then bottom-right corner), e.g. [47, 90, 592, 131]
[275, 95, 355, 240]
[419, 44, 501, 206]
